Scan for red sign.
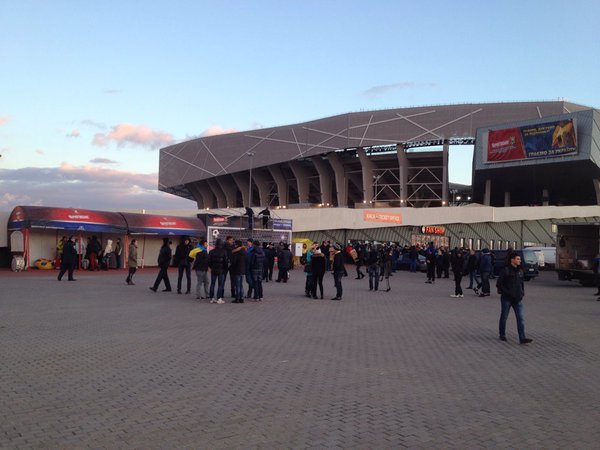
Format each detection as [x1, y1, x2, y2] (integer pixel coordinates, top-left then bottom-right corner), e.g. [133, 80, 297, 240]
[421, 226, 445, 235]
[487, 128, 526, 162]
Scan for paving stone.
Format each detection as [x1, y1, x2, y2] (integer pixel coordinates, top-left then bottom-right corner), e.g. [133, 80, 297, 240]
[1, 268, 599, 448]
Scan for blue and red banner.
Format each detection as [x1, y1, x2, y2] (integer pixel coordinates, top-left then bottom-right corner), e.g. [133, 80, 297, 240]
[8, 206, 127, 233]
[487, 118, 577, 163]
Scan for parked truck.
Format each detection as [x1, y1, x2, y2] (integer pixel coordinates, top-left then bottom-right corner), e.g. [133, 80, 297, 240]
[555, 223, 600, 285]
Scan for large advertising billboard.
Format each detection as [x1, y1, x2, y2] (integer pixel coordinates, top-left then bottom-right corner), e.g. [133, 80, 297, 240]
[487, 118, 577, 163]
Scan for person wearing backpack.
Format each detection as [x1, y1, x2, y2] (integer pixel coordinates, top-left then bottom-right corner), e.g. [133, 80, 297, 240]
[496, 252, 532, 344]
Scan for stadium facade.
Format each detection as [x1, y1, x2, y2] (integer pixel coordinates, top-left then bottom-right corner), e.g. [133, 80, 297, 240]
[159, 101, 597, 210]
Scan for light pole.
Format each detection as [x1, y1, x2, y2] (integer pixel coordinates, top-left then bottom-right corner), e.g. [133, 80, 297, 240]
[247, 151, 255, 207]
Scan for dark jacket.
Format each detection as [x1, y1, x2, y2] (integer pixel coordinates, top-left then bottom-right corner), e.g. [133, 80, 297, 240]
[277, 248, 292, 270]
[479, 251, 492, 274]
[496, 263, 525, 303]
[89, 237, 101, 254]
[229, 247, 247, 276]
[311, 252, 326, 276]
[367, 249, 379, 266]
[332, 251, 344, 273]
[61, 240, 77, 267]
[451, 251, 466, 274]
[174, 242, 193, 267]
[250, 246, 265, 272]
[208, 246, 228, 275]
[192, 249, 209, 271]
[157, 244, 172, 268]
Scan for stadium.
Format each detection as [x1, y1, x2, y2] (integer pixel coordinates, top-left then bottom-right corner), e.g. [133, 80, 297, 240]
[158, 101, 600, 248]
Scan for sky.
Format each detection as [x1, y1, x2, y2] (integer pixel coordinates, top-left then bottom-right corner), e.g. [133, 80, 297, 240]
[1, 0, 599, 212]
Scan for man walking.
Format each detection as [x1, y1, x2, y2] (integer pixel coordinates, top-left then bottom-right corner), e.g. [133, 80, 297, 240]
[150, 238, 172, 292]
[496, 252, 532, 344]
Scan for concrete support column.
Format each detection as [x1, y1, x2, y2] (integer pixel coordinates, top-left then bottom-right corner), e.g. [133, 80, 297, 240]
[187, 182, 206, 209]
[396, 143, 408, 205]
[288, 161, 310, 204]
[231, 172, 250, 206]
[542, 188, 549, 206]
[348, 173, 363, 205]
[504, 191, 511, 207]
[327, 152, 347, 207]
[206, 179, 226, 208]
[216, 176, 238, 208]
[252, 170, 271, 207]
[484, 179, 492, 206]
[442, 140, 449, 206]
[356, 147, 375, 204]
[311, 156, 333, 205]
[594, 179, 600, 205]
[268, 166, 289, 207]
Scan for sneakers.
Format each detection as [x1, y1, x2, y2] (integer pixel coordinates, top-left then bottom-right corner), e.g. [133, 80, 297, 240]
[519, 338, 533, 344]
[209, 298, 217, 303]
[499, 336, 507, 341]
[149, 287, 157, 292]
[473, 287, 479, 295]
[450, 294, 460, 298]
[216, 298, 225, 304]
[458, 294, 464, 298]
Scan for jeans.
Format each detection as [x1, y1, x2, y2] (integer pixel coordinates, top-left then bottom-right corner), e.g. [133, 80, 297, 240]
[468, 270, 477, 288]
[311, 272, 324, 298]
[246, 271, 254, 297]
[195, 270, 209, 298]
[251, 270, 263, 299]
[234, 274, 244, 301]
[209, 272, 225, 299]
[177, 263, 191, 293]
[453, 272, 463, 295]
[478, 272, 490, 294]
[409, 259, 417, 272]
[368, 264, 379, 290]
[333, 271, 344, 298]
[499, 297, 526, 341]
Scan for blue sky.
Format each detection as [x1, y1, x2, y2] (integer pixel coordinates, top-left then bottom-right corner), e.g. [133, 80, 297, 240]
[1, 0, 599, 210]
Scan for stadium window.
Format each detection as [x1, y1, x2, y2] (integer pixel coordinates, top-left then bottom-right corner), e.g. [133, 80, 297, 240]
[477, 239, 481, 250]
[468, 238, 473, 250]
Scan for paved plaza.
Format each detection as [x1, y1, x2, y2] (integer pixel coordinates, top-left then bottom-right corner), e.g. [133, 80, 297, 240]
[1, 266, 600, 449]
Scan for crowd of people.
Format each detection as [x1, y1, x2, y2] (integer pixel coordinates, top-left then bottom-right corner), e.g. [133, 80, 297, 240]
[57, 233, 532, 343]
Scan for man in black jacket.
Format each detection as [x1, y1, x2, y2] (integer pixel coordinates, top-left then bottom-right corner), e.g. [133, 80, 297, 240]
[150, 238, 172, 292]
[230, 240, 247, 303]
[174, 237, 193, 294]
[250, 240, 265, 301]
[57, 236, 77, 281]
[331, 243, 345, 300]
[208, 238, 228, 303]
[496, 252, 532, 344]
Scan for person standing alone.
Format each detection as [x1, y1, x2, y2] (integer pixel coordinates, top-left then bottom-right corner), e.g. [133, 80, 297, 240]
[496, 252, 532, 344]
[126, 239, 138, 285]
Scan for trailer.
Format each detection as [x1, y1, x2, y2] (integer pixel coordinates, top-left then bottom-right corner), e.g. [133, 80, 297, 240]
[555, 223, 600, 285]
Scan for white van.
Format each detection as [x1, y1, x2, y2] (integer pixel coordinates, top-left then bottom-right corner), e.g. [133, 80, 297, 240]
[525, 246, 556, 269]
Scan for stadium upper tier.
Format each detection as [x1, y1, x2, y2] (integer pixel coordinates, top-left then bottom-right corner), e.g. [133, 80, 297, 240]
[159, 101, 590, 209]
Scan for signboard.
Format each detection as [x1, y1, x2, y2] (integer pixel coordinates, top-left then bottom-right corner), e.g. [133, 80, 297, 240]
[363, 210, 403, 224]
[272, 218, 293, 230]
[421, 226, 446, 235]
[206, 226, 292, 250]
[487, 118, 577, 163]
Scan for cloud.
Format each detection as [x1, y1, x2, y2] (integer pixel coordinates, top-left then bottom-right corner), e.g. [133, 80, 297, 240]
[103, 89, 121, 94]
[200, 125, 238, 137]
[0, 165, 197, 211]
[93, 123, 175, 149]
[90, 158, 118, 164]
[362, 81, 436, 98]
[79, 119, 107, 130]
[35, 149, 45, 155]
[67, 129, 80, 138]
[0, 116, 11, 126]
